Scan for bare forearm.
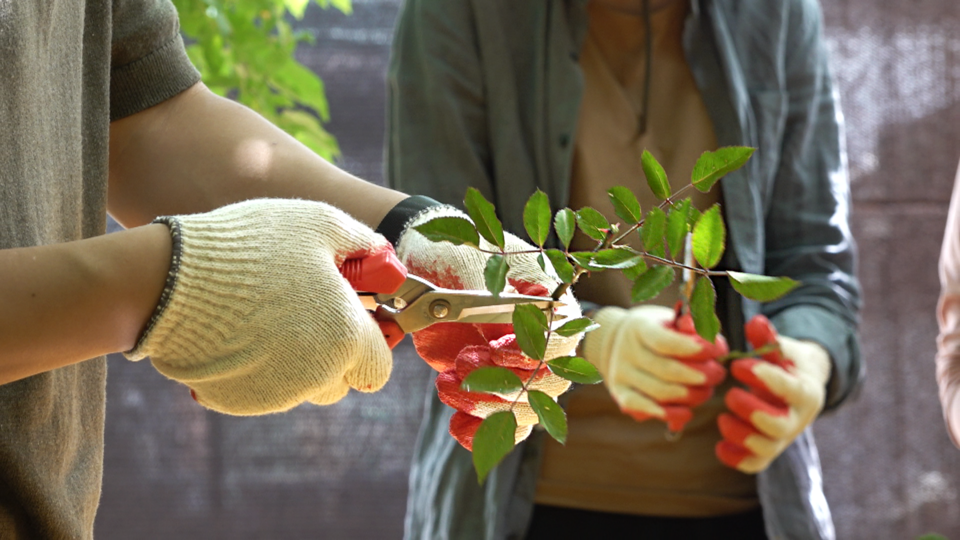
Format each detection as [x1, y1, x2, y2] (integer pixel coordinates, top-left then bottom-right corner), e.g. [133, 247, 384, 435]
[0, 225, 171, 384]
[108, 83, 406, 228]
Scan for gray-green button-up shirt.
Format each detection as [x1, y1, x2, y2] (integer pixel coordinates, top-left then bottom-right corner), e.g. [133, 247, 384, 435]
[387, 1, 861, 538]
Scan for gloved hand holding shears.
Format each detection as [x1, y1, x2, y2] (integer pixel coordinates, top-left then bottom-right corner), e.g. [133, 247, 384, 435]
[389, 206, 583, 450]
[716, 315, 831, 473]
[581, 304, 728, 433]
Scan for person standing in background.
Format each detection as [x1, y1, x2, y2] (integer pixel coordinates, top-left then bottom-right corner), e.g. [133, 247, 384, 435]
[0, 1, 579, 537]
[937, 163, 960, 448]
[388, 0, 862, 538]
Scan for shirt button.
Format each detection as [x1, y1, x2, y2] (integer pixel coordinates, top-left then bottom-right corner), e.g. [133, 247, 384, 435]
[559, 134, 570, 148]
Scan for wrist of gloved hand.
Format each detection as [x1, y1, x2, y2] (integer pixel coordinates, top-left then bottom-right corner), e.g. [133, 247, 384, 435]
[125, 198, 394, 416]
[583, 305, 728, 432]
[716, 314, 831, 473]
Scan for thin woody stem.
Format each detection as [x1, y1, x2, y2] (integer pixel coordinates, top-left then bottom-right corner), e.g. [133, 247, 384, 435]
[510, 307, 556, 412]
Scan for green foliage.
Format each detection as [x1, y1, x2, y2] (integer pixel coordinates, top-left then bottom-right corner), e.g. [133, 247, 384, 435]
[473, 412, 517, 484]
[524, 190, 552, 247]
[461, 367, 523, 395]
[547, 357, 603, 384]
[576, 207, 610, 241]
[691, 147, 755, 192]
[631, 265, 675, 303]
[555, 317, 601, 337]
[640, 207, 667, 258]
[554, 209, 576, 249]
[528, 391, 568, 445]
[608, 186, 643, 224]
[641, 149, 671, 200]
[413, 146, 806, 480]
[414, 217, 479, 247]
[484, 254, 509, 297]
[465, 187, 505, 249]
[728, 271, 800, 302]
[915, 535, 948, 540]
[690, 276, 720, 343]
[692, 205, 725, 269]
[173, 0, 350, 159]
[666, 200, 691, 257]
[544, 249, 576, 283]
[512, 304, 548, 361]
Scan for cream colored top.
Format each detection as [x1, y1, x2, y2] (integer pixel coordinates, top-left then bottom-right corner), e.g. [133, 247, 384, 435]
[534, 3, 759, 517]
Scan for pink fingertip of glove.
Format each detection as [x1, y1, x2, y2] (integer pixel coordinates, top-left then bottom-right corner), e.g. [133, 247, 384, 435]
[744, 315, 793, 368]
[412, 322, 488, 372]
[725, 387, 789, 421]
[715, 440, 753, 469]
[717, 412, 761, 446]
[436, 370, 509, 413]
[730, 359, 788, 407]
[449, 411, 483, 451]
[622, 405, 692, 433]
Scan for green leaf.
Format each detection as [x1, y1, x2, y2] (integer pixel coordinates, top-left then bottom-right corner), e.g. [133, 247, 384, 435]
[528, 390, 568, 445]
[461, 366, 524, 395]
[570, 248, 642, 270]
[414, 217, 480, 247]
[464, 187, 505, 249]
[555, 317, 601, 337]
[690, 276, 721, 343]
[631, 265, 675, 303]
[473, 411, 517, 484]
[691, 205, 725, 269]
[915, 534, 948, 540]
[523, 190, 552, 247]
[641, 150, 671, 200]
[666, 200, 691, 258]
[513, 303, 548, 360]
[547, 357, 603, 384]
[554, 209, 576, 250]
[607, 186, 642, 224]
[727, 271, 801, 302]
[576, 207, 610, 241]
[622, 258, 649, 281]
[484, 254, 509, 297]
[544, 249, 576, 283]
[641, 207, 667, 258]
[691, 147, 755, 192]
[688, 206, 703, 230]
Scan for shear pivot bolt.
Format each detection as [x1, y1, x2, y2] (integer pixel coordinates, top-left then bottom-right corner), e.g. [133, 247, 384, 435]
[430, 300, 451, 319]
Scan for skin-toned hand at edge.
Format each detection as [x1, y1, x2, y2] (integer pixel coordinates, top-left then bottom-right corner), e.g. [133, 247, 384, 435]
[0, 81, 406, 387]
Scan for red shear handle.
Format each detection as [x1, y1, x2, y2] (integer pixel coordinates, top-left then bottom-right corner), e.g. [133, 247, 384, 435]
[340, 247, 409, 350]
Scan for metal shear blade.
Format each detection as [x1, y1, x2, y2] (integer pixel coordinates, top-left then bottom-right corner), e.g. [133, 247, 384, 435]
[359, 275, 565, 334]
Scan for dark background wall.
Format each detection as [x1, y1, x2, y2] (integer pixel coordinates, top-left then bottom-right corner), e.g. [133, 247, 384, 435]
[94, 1, 960, 538]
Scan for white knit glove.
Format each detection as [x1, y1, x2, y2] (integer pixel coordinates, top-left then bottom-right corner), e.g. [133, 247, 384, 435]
[582, 305, 728, 433]
[396, 205, 582, 449]
[125, 199, 394, 415]
[716, 315, 832, 473]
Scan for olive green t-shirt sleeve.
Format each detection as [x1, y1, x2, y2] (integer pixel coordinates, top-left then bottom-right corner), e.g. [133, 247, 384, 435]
[109, 0, 201, 121]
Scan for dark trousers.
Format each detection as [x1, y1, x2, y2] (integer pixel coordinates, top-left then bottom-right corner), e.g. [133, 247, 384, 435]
[525, 504, 768, 540]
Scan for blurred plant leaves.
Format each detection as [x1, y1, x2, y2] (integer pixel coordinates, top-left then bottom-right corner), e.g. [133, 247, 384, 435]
[174, 0, 350, 159]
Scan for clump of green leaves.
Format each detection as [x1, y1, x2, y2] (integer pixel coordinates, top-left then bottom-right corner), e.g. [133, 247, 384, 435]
[415, 147, 799, 483]
[174, 0, 349, 159]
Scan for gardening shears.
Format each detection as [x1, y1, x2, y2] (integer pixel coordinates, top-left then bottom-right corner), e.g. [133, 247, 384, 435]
[340, 249, 563, 349]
